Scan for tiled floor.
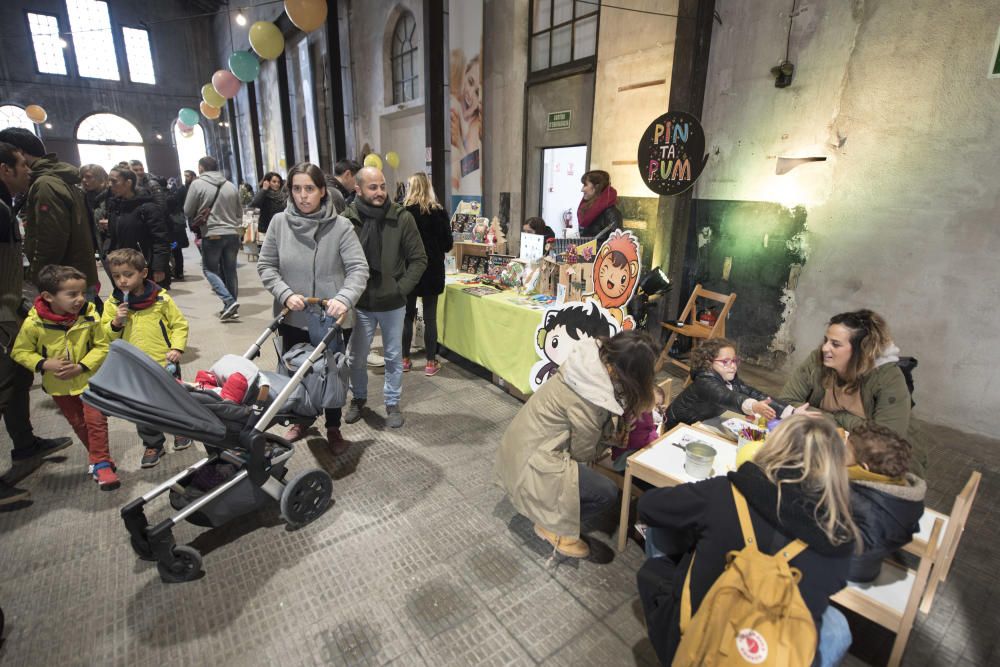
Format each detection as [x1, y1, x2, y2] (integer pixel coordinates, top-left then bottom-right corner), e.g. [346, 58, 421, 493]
[0, 248, 996, 666]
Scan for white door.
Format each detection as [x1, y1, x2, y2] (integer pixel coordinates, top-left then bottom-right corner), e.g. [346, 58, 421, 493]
[541, 145, 588, 238]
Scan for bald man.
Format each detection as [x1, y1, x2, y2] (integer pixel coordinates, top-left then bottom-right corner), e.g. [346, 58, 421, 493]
[341, 167, 427, 428]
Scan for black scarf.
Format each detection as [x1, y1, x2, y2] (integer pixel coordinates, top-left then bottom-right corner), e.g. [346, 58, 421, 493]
[354, 198, 387, 277]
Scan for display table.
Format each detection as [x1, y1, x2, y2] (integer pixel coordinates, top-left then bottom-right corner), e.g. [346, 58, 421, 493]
[436, 275, 545, 396]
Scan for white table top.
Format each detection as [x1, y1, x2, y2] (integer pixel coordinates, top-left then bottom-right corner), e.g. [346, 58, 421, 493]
[631, 424, 739, 485]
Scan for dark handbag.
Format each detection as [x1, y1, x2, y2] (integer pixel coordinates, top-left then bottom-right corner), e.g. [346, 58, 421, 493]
[190, 181, 224, 232]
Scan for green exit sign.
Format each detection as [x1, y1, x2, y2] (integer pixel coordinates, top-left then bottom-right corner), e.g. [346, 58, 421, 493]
[547, 110, 572, 131]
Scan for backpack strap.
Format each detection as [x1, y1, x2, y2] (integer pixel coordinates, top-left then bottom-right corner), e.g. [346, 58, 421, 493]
[679, 552, 697, 633]
[733, 483, 808, 561]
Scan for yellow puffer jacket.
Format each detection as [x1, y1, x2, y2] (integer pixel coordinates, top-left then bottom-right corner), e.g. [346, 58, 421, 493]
[101, 289, 188, 366]
[11, 302, 109, 396]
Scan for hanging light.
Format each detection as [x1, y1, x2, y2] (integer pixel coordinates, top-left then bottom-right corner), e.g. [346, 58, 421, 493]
[44, 123, 53, 129]
[155, 133, 163, 140]
[235, 10, 247, 26]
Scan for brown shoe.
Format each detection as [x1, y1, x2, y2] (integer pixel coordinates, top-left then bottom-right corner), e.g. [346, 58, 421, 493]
[326, 427, 351, 455]
[285, 423, 308, 442]
[533, 523, 590, 558]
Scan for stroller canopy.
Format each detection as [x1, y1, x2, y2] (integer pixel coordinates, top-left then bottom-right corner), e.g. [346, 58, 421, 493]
[83, 341, 228, 441]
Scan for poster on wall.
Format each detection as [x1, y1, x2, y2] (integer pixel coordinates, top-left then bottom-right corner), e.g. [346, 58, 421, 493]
[449, 0, 483, 212]
[636, 110, 706, 196]
[528, 230, 643, 389]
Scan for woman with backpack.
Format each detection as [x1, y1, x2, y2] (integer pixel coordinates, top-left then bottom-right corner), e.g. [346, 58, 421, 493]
[777, 309, 928, 477]
[637, 415, 859, 666]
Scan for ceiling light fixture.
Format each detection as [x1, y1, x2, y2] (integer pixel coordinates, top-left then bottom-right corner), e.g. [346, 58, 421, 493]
[44, 123, 53, 129]
[236, 10, 247, 26]
[155, 133, 163, 140]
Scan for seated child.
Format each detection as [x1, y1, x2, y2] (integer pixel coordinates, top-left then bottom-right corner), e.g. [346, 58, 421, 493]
[11, 265, 118, 490]
[611, 384, 667, 471]
[665, 338, 801, 429]
[102, 249, 190, 469]
[846, 424, 925, 583]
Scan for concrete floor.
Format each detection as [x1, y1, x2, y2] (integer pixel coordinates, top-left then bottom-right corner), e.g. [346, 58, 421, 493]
[0, 247, 996, 666]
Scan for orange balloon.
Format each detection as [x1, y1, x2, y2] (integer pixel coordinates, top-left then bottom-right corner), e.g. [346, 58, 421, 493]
[200, 101, 221, 120]
[25, 105, 47, 123]
[285, 0, 327, 33]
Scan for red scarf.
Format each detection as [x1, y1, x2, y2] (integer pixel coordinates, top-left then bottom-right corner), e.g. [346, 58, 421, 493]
[33, 295, 80, 326]
[577, 185, 618, 231]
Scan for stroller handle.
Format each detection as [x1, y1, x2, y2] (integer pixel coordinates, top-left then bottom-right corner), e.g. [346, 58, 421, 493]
[244, 298, 345, 361]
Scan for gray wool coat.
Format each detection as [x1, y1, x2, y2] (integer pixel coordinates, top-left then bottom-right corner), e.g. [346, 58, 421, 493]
[257, 198, 369, 330]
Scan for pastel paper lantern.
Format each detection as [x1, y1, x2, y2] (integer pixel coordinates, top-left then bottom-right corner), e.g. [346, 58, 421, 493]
[212, 70, 241, 99]
[229, 51, 260, 82]
[201, 83, 225, 108]
[384, 151, 400, 169]
[285, 0, 327, 33]
[249, 21, 285, 60]
[200, 101, 221, 120]
[363, 153, 383, 170]
[25, 105, 47, 124]
[178, 107, 199, 127]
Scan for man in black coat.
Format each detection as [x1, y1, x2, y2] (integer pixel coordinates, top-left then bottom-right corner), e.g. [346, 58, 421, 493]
[106, 167, 170, 284]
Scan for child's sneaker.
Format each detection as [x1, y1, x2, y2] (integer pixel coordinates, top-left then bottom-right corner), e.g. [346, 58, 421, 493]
[174, 436, 193, 451]
[402, 357, 412, 372]
[140, 448, 162, 468]
[91, 462, 120, 491]
[424, 360, 441, 376]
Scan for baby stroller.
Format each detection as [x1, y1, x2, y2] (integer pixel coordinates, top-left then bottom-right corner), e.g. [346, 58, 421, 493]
[82, 301, 345, 583]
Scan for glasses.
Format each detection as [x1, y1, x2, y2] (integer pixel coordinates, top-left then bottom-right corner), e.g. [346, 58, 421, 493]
[712, 357, 741, 367]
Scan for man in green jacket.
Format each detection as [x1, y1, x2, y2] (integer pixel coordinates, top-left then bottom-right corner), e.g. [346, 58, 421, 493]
[342, 167, 427, 428]
[0, 128, 99, 297]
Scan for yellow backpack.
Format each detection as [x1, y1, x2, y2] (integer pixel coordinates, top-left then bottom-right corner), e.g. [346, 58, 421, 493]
[672, 485, 817, 667]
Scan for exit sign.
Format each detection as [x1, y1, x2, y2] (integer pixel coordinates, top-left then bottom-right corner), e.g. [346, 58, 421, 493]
[547, 110, 572, 131]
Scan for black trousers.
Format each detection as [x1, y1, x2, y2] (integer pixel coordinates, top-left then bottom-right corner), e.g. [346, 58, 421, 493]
[0, 331, 37, 458]
[277, 322, 343, 428]
[401, 293, 440, 361]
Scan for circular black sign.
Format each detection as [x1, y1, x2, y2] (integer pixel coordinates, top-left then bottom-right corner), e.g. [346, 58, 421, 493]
[636, 111, 706, 196]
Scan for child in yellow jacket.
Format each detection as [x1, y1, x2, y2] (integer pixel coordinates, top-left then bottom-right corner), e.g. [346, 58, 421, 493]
[11, 265, 119, 490]
[102, 249, 190, 468]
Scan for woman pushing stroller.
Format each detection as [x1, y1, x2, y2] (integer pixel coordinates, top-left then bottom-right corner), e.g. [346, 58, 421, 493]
[258, 162, 369, 454]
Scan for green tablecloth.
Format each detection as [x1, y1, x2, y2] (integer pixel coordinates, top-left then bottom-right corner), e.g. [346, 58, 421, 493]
[436, 277, 545, 395]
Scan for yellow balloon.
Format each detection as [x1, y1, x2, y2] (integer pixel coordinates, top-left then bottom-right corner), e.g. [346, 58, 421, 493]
[202, 84, 225, 109]
[363, 153, 383, 170]
[285, 0, 327, 33]
[385, 151, 400, 169]
[249, 21, 285, 60]
[200, 101, 221, 120]
[25, 105, 47, 124]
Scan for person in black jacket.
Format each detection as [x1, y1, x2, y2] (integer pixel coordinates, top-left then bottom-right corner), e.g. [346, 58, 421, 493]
[665, 338, 807, 429]
[106, 167, 170, 286]
[250, 171, 287, 235]
[845, 424, 925, 583]
[576, 170, 622, 240]
[400, 172, 452, 376]
[164, 172, 193, 279]
[637, 415, 860, 667]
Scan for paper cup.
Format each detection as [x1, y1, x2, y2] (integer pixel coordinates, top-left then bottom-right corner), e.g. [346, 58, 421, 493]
[684, 441, 717, 479]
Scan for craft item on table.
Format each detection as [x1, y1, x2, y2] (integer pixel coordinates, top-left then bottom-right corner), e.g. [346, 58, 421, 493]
[518, 260, 542, 295]
[455, 200, 481, 216]
[565, 244, 579, 264]
[487, 253, 515, 278]
[444, 253, 458, 275]
[462, 286, 501, 297]
[585, 229, 641, 331]
[529, 300, 618, 388]
[490, 216, 507, 252]
[471, 217, 490, 243]
[519, 232, 546, 262]
[498, 258, 525, 288]
[451, 212, 474, 234]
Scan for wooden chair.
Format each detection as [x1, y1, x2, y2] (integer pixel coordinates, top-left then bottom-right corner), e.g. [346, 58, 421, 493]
[832, 518, 944, 667]
[658, 284, 737, 376]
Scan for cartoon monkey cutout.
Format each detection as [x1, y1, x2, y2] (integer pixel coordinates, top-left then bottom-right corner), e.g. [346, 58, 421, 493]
[588, 230, 641, 330]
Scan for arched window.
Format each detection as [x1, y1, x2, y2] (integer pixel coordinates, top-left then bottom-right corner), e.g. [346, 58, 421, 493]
[76, 112, 147, 172]
[391, 12, 418, 103]
[0, 105, 38, 135]
[173, 120, 206, 176]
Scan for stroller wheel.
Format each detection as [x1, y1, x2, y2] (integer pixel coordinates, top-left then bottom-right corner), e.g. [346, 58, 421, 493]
[281, 469, 333, 527]
[130, 535, 156, 561]
[156, 545, 203, 583]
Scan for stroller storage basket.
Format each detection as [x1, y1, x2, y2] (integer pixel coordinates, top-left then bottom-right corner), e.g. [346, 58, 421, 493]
[169, 459, 288, 528]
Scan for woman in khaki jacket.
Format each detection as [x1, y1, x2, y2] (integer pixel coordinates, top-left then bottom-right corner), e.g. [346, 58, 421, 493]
[495, 331, 658, 558]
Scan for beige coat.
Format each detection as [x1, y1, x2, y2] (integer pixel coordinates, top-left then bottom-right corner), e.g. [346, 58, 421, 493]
[495, 339, 623, 538]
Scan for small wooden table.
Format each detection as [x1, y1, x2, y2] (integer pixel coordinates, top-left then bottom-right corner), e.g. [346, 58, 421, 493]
[616, 424, 738, 551]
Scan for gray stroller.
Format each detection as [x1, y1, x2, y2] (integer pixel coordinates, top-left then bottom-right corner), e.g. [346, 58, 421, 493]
[82, 302, 346, 583]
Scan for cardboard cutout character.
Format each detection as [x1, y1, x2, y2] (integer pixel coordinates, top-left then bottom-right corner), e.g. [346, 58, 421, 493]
[529, 301, 618, 388]
[588, 230, 641, 330]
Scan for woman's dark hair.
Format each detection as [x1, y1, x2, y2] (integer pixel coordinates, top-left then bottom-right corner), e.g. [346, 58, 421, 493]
[598, 330, 659, 415]
[524, 217, 546, 234]
[820, 309, 892, 392]
[110, 168, 137, 192]
[286, 162, 327, 193]
[263, 171, 283, 186]
[689, 337, 738, 374]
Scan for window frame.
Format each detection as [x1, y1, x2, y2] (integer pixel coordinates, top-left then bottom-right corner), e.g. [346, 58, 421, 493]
[121, 24, 156, 85]
[23, 10, 69, 77]
[528, 0, 601, 78]
[390, 11, 419, 104]
[65, 0, 121, 82]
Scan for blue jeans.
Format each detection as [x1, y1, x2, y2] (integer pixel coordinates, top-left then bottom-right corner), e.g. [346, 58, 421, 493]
[578, 463, 618, 524]
[348, 307, 405, 406]
[201, 235, 239, 307]
[643, 528, 852, 666]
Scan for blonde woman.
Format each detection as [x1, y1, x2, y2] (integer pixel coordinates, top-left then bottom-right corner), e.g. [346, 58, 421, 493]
[400, 172, 452, 376]
[637, 415, 859, 667]
[778, 309, 927, 476]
